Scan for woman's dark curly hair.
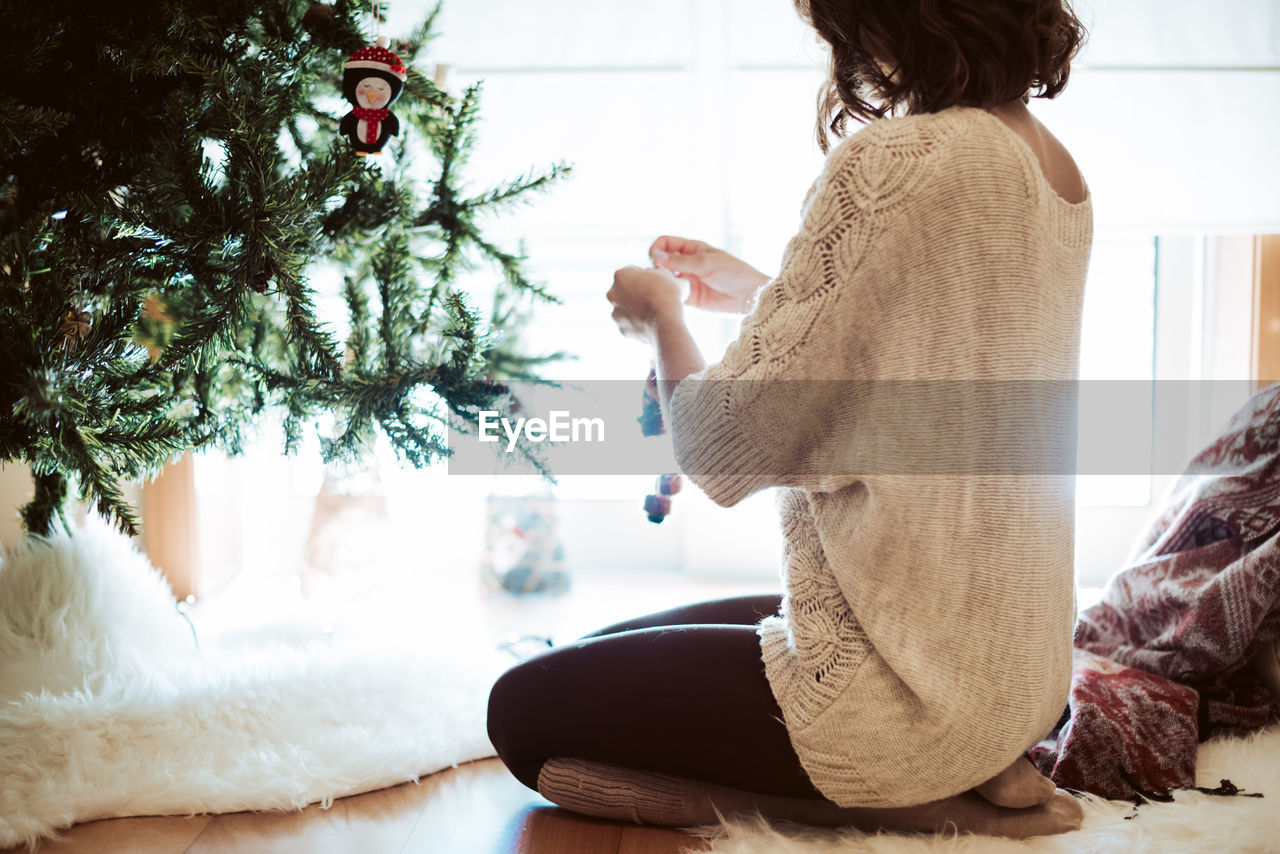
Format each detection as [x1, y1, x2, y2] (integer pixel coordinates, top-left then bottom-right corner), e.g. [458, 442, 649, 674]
[795, 0, 1086, 151]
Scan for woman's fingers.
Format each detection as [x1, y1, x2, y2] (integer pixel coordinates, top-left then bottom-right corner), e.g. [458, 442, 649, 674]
[649, 234, 708, 255]
[656, 254, 711, 279]
[650, 239, 715, 283]
[607, 265, 686, 340]
[646, 235, 758, 314]
[649, 235, 711, 264]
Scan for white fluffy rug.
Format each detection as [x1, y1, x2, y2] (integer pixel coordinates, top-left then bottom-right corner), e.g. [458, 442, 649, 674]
[691, 724, 1280, 853]
[0, 521, 506, 849]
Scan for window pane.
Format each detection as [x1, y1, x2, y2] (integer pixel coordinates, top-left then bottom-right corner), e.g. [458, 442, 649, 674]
[1076, 235, 1156, 506]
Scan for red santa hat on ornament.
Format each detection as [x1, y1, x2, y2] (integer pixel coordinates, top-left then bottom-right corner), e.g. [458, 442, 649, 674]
[345, 37, 407, 82]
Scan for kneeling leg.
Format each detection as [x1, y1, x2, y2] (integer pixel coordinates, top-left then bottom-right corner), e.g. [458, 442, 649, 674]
[486, 622, 818, 798]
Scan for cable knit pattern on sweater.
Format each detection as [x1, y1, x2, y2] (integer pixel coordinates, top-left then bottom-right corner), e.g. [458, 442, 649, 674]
[668, 106, 1092, 808]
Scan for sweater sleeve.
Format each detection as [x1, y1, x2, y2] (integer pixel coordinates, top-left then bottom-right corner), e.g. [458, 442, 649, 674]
[668, 122, 940, 507]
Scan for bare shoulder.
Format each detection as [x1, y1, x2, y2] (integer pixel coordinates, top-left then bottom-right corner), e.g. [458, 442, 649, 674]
[1032, 122, 1088, 205]
[985, 104, 1087, 205]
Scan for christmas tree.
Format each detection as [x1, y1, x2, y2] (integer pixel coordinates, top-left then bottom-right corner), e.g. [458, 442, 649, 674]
[0, 0, 571, 538]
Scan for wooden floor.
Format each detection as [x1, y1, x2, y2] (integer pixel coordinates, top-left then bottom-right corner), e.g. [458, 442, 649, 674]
[2, 759, 711, 854]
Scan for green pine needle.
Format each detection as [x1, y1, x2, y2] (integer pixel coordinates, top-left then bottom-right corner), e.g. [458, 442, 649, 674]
[1, 0, 573, 537]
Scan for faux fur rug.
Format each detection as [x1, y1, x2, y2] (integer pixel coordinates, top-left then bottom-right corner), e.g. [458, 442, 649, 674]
[0, 521, 506, 849]
[691, 724, 1280, 854]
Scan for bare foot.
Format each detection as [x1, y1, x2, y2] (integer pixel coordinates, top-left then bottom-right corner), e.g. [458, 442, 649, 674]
[919, 789, 1085, 839]
[974, 756, 1056, 808]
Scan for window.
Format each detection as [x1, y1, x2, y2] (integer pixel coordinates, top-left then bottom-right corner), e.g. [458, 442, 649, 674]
[1076, 235, 1157, 509]
[1074, 234, 1258, 584]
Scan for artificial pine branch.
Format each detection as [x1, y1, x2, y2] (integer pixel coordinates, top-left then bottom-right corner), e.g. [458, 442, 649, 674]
[468, 162, 573, 214]
[20, 472, 68, 539]
[1, 0, 572, 536]
[399, 2, 443, 65]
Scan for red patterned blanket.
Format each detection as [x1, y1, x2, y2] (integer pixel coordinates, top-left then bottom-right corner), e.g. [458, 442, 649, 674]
[1030, 384, 1280, 800]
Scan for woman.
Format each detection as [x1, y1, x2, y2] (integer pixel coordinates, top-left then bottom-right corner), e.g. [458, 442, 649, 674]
[488, 0, 1091, 838]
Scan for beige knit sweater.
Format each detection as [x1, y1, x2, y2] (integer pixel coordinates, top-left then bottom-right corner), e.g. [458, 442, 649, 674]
[668, 106, 1093, 808]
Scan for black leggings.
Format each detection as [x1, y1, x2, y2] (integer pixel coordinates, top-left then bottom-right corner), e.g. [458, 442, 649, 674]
[486, 594, 829, 800]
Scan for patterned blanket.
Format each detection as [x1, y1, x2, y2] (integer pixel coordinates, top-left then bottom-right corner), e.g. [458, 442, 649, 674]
[1030, 384, 1280, 801]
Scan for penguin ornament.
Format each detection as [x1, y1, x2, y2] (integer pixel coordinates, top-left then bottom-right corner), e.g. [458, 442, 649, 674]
[339, 37, 407, 155]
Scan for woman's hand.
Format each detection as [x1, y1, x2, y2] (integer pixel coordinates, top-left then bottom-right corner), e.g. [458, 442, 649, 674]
[607, 265, 686, 344]
[648, 235, 771, 314]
